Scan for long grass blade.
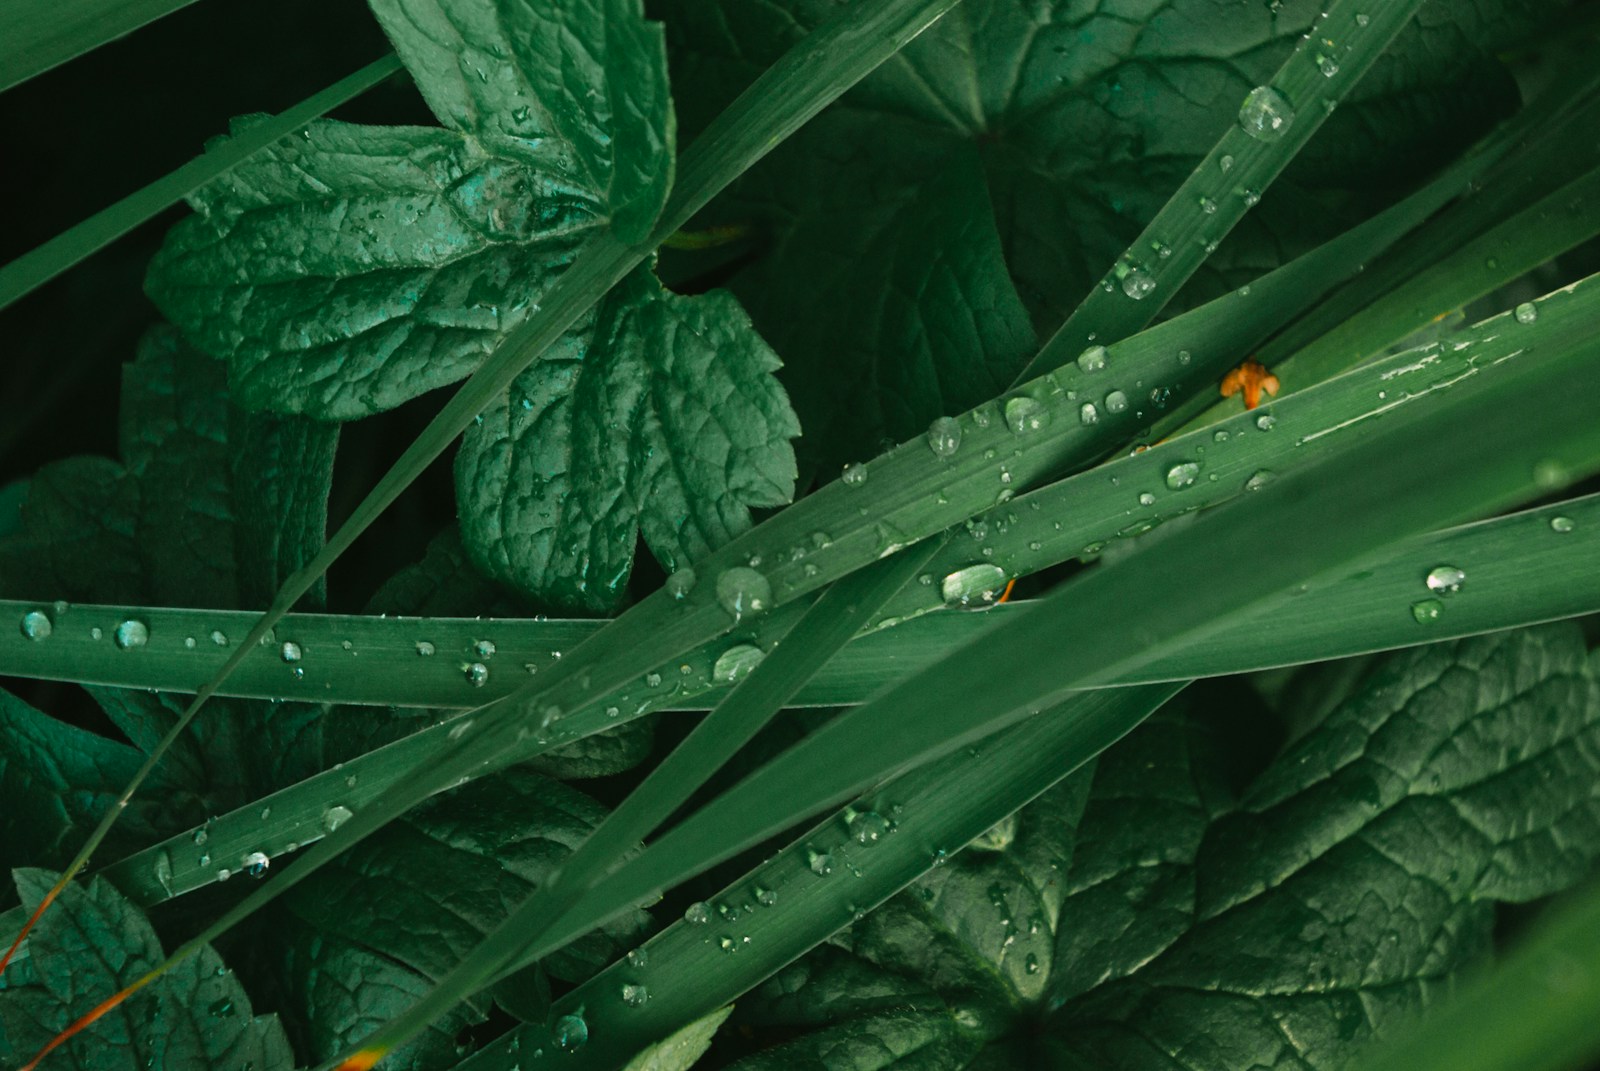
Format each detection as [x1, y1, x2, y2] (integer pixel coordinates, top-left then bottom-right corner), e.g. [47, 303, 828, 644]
[0, 0, 204, 92]
[0, 53, 403, 311]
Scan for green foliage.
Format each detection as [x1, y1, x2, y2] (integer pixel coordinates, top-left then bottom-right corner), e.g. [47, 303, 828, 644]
[2, 0, 1599, 1070]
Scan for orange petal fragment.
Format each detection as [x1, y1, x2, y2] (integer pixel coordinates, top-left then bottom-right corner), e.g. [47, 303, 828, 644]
[1220, 358, 1280, 410]
[338, 1049, 388, 1071]
[995, 578, 1018, 604]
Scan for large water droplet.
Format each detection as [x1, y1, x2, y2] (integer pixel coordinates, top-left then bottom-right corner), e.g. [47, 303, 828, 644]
[322, 805, 354, 833]
[807, 848, 834, 876]
[1120, 266, 1156, 300]
[621, 983, 649, 1007]
[153, 851, 174, 895]
[473, 638, 497, 660]
[416, 640, 435, 656]
[280, 641, 302, 663]
[1239, 85, 1295, 141]
[1411, 599, 1443, 623]
[464, 662, 489, 687]
[927, 416, 963, 457]
[553, 1013, 588, 1051]
[244, 851, 270, 878]
[713, 643, 766, 684]
[665, 566, 697, 599]
[1514, 302, 1538, 324]
[1425, 565, 1465, 595]
[20, 610, 52, 641]
[1550, 515, 1576, 533]
[1104, 390, 1128, 413]
[1165, 462, 1202, 489]
[685, 901, 711, 924]
[848, 810, 892, 845]
[1004, 396, 1049, 434]
[1079, 402, 1099, 425]
[1076, 345, 1108, 373]
[840, 462, 868, 487]
[114, 619, 149, 649]
[1245, 469, 1276, 492]
[716, 566, 772, 622]
[940, 564, 1009, 610]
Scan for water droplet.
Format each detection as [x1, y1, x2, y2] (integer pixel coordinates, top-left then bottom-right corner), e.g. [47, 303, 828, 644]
[626, 947, 648, 968]
[1079, 402, 1100, 425]
[1356, 12, 1370, 26]
[322, 805, 354, 833]
[1138, 492, 1156, 506]
[1104, 390, 1128, 413]
[416, 640, 435, 656]
[1165, 462, 1202, 489]
[553, 1013, 588, 1051]
[113, 619, 149, 649]
[1425, 565, 1465, 595]
[927, 415, 963, 457]
[1256, 413, 1277, 431]
[716, 566, 773, 622]
[713, 643, 765, 684]
[1177, 349, 1192, 365]
[1076, 345, 1108, 373]
[685, 901, 710, 924]
[280, 641, 302, 663]
[841, 462, 868, 487]
[153, 851, 174, 895]
[756, 885, 778, 907]
[1239, 86, 1294, 141]
[1245, 469, 1276, 492]
[621, 983, 649, 1007]
[1024, 953, 1041, 975]
[208, 629, 228, 647]
[1219, 154, 1234, 172]
[216, 868, 232, 882]
[807, 848, 834, 876]
[473, 638, 497, 660]
[645, 671, 663, 688]
[941, 564, 1009, 609]
[193, 827, 209, 846]
[1411, 599, 1444, 623]
[20, 610, 52, 641]
[1550, 515, 1575, 533]
[464, 662, 489, 687]
[1316, 53, 1339, 77]
[90, 627, 103, 640]
[1514, 301, 1538, 324]
[1004, 396, 1049, 434]
[1121, 266, 1156, 300]
[1199, 195, 1219, 214]
[848, 810, 892, 845]
[665, 566, 697, 599]
[244, 851, 270, 878]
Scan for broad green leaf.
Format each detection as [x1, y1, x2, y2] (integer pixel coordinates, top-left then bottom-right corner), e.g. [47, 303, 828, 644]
[718, 625, 1600, 1069]
[616, 1007, 734, 1071]
[145, 117, 603, 421]
[0, 869, 292, 1071]
[456, 267, 798, 610]
[368, 0, 673, 242]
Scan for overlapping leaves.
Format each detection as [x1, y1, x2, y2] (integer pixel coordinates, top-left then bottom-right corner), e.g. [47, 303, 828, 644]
[145, 0, 799, 613]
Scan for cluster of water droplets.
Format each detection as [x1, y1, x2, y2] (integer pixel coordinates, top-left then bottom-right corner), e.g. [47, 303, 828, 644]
[1412, 563, 1466, 623]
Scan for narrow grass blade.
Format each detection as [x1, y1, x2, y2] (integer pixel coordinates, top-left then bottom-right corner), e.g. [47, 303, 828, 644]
[464, 683, 1187, 1070]
[0, 53, 403, 310]
[1017, 0, 1426, 378]
[0, 0, 203, 92]
[320, 543, 942, 1069]
[1348, 872, 1600, 1071]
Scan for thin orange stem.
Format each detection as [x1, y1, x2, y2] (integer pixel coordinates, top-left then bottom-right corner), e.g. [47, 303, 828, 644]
[22, 969, 161, 1070]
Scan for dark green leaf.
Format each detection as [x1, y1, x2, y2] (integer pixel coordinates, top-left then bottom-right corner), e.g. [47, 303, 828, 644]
[455, 267, 798, 611]
[0, 870, 292, 1071]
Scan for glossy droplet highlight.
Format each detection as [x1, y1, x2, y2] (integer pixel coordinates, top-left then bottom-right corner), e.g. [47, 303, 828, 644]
[1550, 515, 1575, 533]
[716, 566, 772, 622]
[1079, 402, 1099, 425]
[1425, 565, 1465, 596]
[941, 564, 1009, 610]
[840, 462, 867, 487]
[1411, 599, 1444, 623]
[1514, 302, 1538, 324]
[473, 638, 497, 660]
[114, 619, 149, 649]
[464, 662, 489, 687]
[1104, 390, 1128, 413]
[685, 901, 711, 924]
[1076, 345, 1108, 373]
[621, 983, 649, 1007]
[322, 805, 353, 833]
[244, 851, 270, 878]
[1239, 85, 1294, 141]
[713, 643, 765, 684]
[1004, 396, 1049, 434]
[664, 566, 697, 599]
[927, 415, 963, 457]
[848, 810, 892, 845]
[1245, 469, 1276, 492]
[280, 641, 302, 663]
[20, 610, 52, 641]
[553, 1013, 588, 1051]
[807, 848, 834, 876]
[415, 640, 435, 656]
[1165, 462, 1202, 489]
[1120, 266, 1156, 300]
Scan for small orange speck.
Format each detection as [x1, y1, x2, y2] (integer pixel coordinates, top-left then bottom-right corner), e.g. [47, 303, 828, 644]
[338, 1050, 386, 1071]
[1220, 358, 1280, 410]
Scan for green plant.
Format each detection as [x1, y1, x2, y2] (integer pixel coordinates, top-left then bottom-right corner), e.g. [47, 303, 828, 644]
[2, 1, 1600, 1070]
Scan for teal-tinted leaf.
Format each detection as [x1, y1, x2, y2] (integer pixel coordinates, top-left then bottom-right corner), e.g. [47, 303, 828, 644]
[456, 267, 798, 612]
[726, 137, 1034, 471]
[617, 1006, 734, 1071]
[146, 117, 602, 421]
[369, 0, 673, 241]
[0, 691, 189, 883]
[0, 457, 141, 604]
[1051, 624, 1600, 1071]
[0, 869, 292, 1071]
